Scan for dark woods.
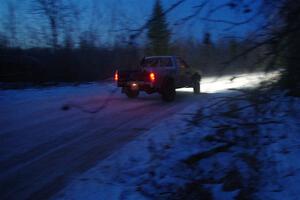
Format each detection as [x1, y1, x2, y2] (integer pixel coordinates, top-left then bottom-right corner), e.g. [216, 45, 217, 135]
[0, 38, 267, 84]
[0, 46, 140, 83]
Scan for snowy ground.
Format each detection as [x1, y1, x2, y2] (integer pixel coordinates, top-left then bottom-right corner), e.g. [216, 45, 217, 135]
[53, 71, 300, 200]
[2, 71, 298, 200]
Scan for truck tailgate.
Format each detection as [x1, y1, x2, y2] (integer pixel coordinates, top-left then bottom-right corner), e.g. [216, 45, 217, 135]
[118, 70, 149, 82]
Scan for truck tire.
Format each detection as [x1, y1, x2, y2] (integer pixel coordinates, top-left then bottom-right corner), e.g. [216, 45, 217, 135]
[161, 79, 176, 102]
[193, 81, 200, 94]
[124, 88, 139, 98]
[192, 73, 201, 94]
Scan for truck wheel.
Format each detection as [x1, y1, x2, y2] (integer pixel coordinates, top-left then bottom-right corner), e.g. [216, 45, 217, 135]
[124, 88, 139, 98]
[192, 73, 201, 94]
[161, 79, 176, 102]
[193, 81, 200, 94]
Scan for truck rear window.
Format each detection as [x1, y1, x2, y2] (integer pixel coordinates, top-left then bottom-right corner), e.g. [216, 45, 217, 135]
[141, 57, 172, 68]
[159, 58, 172, 67]
[141, 58, 159, 68]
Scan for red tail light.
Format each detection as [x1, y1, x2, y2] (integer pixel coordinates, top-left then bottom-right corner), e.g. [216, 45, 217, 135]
[114, 70, 118, 81]
[149, 72, 155, 82]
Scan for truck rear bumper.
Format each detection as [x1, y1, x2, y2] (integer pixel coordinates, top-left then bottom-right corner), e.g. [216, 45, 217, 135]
[118, 81, 157, 94]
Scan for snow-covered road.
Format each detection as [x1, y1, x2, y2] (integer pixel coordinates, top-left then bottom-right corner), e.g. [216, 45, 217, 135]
[0, 82, 206, 199]
[0, 71, 280, 199]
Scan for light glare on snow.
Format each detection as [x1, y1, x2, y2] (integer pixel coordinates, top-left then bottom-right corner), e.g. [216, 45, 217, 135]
[176, 71, 281, 93]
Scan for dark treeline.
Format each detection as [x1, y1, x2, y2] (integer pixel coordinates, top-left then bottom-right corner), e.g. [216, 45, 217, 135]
[0, 45, 140, 83]
[171, 37, 269, 76]
[0, 38, 268, 83]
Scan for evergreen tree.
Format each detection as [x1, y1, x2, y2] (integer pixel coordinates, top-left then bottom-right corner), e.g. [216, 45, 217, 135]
[229, 38, 238, 57]
[0, 34, 8, 48]
[147, 0, 170, 55]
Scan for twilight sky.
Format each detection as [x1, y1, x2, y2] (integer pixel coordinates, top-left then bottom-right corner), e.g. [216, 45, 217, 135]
[0, 0, 264, 47]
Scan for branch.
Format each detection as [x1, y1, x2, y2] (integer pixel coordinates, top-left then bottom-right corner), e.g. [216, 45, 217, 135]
[173, 0, 209, 26]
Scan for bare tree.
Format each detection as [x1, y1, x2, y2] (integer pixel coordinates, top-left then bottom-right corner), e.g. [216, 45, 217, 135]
[3, 1, 18, 47]
[62, 0, 82, 49]
[31, 0, 71, 49]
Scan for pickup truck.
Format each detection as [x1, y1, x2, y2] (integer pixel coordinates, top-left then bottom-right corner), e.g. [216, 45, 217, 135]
[114, 56, 201, 102]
